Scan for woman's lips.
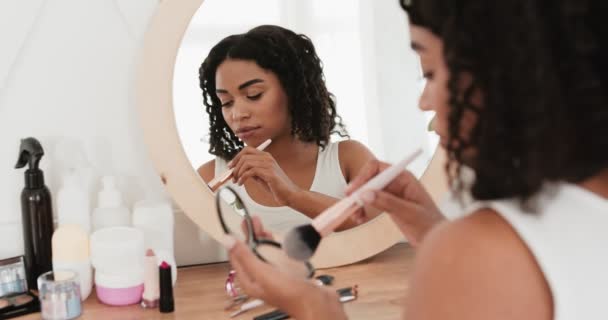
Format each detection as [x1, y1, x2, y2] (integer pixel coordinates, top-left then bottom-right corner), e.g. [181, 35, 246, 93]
[236, 126, 261, 139]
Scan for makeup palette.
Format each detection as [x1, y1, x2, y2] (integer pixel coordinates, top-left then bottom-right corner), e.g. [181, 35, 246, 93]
[0, 256, 27, 297]
[0, 256, 41, 319]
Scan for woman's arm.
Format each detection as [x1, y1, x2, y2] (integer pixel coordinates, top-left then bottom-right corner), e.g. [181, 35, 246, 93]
[197, 159, 215, 183]
[284, 140, 380, 230]
[404, 210, 553, 319]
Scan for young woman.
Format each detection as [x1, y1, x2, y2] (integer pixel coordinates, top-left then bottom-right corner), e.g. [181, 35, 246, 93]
[197, 25, 378, 231]
[223, 1, 608, 319]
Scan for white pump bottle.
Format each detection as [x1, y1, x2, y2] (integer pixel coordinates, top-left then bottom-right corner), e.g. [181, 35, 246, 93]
[91, 176, 131, 231]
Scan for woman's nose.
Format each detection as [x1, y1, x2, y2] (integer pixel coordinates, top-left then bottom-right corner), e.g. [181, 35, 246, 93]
[231, 101, 251, 121]
[418, 83, 433, 112]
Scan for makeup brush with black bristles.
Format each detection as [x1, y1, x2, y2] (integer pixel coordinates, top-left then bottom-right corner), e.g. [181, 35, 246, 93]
[284, 148, 423, 261]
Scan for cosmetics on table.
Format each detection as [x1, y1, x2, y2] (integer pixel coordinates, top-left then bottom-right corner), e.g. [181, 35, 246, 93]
[0, 256, 40, 319]
[132, 199, 177, 286]
[0, 257, 27, 298]
[90, 227, 144, 306]
[159, 261, 174, 313]
[15, 137, 54, 290]
[224, 273, 336, 317]
[253, 309, 290, 320]
[91, 176, 131, 232]
[229, 299, 264, 317]
[52, 224, 93, 300]
[56, 171, 91, 234]
[38, 270, 82, 320]
[141, 249, 159, 308]
[94, 271, 144, 306]
[252, 286, 358, 320]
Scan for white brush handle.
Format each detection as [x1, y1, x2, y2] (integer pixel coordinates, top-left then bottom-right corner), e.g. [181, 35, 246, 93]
[312, 148, 422, 236]
[229, 298, 264, 317]
[241, 299, 264, 310]
[208, 139, 272, 189]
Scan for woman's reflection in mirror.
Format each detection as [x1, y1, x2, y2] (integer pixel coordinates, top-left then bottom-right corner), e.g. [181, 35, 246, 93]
[197, 25, 381, 232]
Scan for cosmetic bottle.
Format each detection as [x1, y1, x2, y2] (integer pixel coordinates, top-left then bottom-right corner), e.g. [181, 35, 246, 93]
[132, 200, 177, 284]
[52, 224, 93, 300]
[56, 170, 91, 233]
[91, 176, 131, 231]
[14, 137, 54, 290]
[90, 227, 144, 306]
[141, 249, 159, 308]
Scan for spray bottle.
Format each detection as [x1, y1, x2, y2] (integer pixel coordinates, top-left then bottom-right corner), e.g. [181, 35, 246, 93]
[14, 137, 54, 290]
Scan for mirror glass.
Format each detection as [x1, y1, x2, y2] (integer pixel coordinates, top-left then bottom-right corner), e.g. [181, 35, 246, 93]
[216, 186, 315, 278]
[173, 0, 438, 234]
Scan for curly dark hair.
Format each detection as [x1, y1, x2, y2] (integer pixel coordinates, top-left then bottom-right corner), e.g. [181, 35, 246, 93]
[198, 25, 349, 160]
[400, 0, 608, 204]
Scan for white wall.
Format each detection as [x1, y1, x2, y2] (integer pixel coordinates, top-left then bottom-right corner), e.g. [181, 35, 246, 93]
[360, 0, 438, 175]
[0, 0, 214, 265]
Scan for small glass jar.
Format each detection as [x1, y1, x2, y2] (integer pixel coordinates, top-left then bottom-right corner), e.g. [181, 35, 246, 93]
[38, 270, 82, 320]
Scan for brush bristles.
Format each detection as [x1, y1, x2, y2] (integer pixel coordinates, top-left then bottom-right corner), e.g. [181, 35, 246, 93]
[284, 224, 321, 261]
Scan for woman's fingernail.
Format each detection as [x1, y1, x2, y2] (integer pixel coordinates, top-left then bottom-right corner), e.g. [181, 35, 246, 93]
[220, 235, 236, 250]
[345, 184, 353, 194]
[355, 198, 365, 207]
[227, 161, 233, 167]
[361, 190, 376, 204]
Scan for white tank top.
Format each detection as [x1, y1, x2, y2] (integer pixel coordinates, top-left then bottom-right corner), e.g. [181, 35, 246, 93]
[441, 183, 608, 319]
[214, 141, 348, 233]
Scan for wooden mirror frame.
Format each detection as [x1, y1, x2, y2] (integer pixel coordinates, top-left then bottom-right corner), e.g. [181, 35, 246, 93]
[135, 0, 448, 268]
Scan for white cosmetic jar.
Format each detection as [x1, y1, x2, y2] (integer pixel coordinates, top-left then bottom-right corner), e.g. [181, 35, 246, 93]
[90, 227, 144, 274]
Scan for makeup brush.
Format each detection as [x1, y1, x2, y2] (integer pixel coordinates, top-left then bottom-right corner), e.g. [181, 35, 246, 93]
[229, 298, 264, 317]
[284, 148, 423, 261]
[208, 139, 272, 190]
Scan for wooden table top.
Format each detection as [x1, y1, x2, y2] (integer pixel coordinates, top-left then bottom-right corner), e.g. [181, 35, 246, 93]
[18, 243, 415, 320]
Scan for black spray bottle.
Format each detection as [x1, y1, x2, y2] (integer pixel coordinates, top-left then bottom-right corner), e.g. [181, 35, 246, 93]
[14, 137, 54, 290]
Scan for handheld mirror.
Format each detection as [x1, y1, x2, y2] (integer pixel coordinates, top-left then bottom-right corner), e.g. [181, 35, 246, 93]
[216, 186, 315, 278]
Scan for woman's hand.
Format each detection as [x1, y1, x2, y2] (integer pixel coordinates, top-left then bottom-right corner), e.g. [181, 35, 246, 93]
[228, 146, 301, 206]
[241, 215, 275, 241]
[224, 237, 347, 320]
[345, 159, 445, 246]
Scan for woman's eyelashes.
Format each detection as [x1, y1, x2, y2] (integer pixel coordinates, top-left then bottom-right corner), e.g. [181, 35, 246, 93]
[220, 92, 263, 107]
[247, 92, 263, 100]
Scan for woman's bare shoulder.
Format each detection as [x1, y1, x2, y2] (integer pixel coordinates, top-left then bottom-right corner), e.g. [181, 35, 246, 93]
[197, 159, 215, 183]
[404, 209, 553, 320]
[337, 140, 376, 182]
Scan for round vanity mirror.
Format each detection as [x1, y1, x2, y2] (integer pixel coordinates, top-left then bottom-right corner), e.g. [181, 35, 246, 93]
[136, 0, 448, 268]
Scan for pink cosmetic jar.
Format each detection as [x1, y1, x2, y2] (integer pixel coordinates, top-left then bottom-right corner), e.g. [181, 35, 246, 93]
[90, 227, 144, 306]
